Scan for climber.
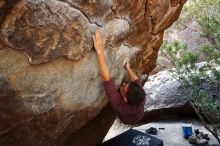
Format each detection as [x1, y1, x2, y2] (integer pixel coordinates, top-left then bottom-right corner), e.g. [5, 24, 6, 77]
[93, 28, 146, 124]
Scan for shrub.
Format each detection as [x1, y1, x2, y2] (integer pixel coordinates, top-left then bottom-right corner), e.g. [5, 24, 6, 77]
[186, 0, 220, 48]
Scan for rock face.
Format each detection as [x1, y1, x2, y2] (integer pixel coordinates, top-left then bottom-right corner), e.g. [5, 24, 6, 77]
[142, 70, 195, 122]
[142, 67, 220, 122]
[144, 70, 188, 111]
[0, 0, 186, 146]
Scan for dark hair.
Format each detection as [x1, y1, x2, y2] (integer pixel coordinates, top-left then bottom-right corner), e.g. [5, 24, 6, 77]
[126, 81, 146, 105]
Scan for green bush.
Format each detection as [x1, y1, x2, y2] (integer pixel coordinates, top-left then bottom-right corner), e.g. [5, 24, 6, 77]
[199, 44, 220, 63]
[161, 40, 220, 117]
[161, 0, 220, 140]
[186, 0, 220, 48]
[215, 31, 220, 48]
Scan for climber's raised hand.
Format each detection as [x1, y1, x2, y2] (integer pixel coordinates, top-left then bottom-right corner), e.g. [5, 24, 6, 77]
[124, 62, 131, 71]
[93, 27, 104, 55]
[93, 27, 110, 81]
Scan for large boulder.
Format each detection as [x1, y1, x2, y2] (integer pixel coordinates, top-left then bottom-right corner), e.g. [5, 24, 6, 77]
[142, 70, 194, 122]
[0, 0, 186, 146]
[144, 70, 188, 111]
[142, 67, 220, 122]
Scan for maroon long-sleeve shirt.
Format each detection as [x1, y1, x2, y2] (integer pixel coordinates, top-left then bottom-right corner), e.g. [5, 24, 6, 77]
[103, 79, 145, 124]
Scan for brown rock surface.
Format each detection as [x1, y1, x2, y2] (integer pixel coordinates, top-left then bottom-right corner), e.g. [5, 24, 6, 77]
[0, 0, 186, 146]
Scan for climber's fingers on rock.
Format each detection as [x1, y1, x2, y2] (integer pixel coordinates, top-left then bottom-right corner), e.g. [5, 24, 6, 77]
[123, 58, 130, 69]
[95, 27, 103, 39]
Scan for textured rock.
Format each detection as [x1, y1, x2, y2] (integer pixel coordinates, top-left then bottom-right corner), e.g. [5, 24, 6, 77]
[0, 0, 186, 146]
[144, 70, 188, 111]
[141, 70, 195, 122]
[142, 67, 220, 122]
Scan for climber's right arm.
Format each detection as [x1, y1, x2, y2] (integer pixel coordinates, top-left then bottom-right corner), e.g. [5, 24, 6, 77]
[93, 28, 110, 81]
[124, 62, 138, 81]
